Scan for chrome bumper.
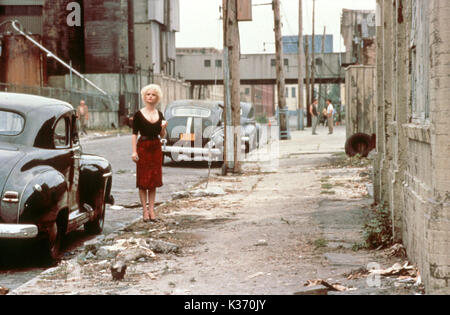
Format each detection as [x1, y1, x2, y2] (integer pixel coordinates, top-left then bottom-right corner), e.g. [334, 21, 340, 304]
[162, 145, 222, 156]
[0, 224, 38, 239]
[161, 139, 222, 159]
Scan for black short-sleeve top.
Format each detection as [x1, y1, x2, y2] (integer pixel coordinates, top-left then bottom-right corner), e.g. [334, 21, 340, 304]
[132, 110, 165, 138]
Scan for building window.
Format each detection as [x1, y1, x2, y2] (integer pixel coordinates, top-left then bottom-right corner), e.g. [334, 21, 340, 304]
[410, 1, 430, 122]
[245, 88, 250, 95]
[204, 60, 211, 67]
[285, 88, 289, 98]
[215, 60, 222, 68]
[271, 59, 289, 67]
[291, 87, 296, 98]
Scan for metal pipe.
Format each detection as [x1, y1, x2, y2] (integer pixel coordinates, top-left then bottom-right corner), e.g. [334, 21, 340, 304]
[10, 20, 108, 96]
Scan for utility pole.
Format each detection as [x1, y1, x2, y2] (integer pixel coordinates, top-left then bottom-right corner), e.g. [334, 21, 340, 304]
[318, 26, 326, 111]
[222, 0, 242, 174]
[305, 36, 311, 127]
[297, 0, 304, 130]
[273, 0, 288, 139]
[310, 0, 316, 103]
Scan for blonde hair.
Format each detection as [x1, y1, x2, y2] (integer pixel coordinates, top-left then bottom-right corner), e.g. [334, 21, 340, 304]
[141, 84, 163, 103]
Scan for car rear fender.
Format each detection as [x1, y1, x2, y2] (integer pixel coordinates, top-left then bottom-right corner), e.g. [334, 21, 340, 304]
[1, 167, 68, 225]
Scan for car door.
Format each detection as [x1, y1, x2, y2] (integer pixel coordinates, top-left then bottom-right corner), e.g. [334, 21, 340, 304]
[53, 114, 80, 213]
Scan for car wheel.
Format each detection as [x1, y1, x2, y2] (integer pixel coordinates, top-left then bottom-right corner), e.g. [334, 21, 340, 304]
[43, 220, 63, 265]
[84, 190, 105, 235]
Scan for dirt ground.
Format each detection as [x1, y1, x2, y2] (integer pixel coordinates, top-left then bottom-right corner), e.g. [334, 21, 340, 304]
[9, 150, 425, 296]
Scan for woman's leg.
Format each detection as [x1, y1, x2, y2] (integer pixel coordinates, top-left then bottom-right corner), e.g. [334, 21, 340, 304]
[139, 189, 149, 220]
[148, 188, 156, 220]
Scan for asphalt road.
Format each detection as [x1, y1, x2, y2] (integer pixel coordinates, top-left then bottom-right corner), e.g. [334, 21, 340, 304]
[82, 134, 213, 233]
[0, 134, 212, 292]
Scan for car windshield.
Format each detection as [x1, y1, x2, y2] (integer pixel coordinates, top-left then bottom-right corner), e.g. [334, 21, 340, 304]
[0, 110, 25, 135]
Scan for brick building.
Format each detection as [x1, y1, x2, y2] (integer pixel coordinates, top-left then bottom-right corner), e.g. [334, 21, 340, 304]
[375, 0, 449, 294]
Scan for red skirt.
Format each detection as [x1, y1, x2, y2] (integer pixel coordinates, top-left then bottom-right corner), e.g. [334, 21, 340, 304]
[136, 139, 163, 190]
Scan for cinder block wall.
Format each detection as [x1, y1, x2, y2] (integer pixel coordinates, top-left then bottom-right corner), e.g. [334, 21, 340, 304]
[376, 0, 450, 294]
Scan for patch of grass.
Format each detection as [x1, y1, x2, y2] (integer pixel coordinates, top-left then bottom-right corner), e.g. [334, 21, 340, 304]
[320, 190, 335, 195]
[313, 238, 328, 249]
[321, 183, 333, 190]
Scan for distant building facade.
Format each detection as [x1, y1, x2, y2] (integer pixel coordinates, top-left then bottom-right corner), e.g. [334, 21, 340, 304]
[282, 34, 333, 54]
[340, 9, 376, 66]
[0, 0, 179, 76]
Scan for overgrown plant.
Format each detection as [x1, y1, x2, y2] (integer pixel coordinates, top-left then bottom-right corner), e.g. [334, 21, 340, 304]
[362, 203, 393, 249]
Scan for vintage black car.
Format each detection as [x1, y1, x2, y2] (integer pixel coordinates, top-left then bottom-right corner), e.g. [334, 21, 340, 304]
[161, 100, 260, 162]
[0, 92, 114, 262]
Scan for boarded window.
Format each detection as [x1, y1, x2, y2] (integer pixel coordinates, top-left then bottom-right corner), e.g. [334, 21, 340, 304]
[410, 1, 430, 122]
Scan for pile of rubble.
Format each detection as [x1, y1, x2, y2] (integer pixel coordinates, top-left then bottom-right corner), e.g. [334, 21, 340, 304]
[77, 231, 181, 281]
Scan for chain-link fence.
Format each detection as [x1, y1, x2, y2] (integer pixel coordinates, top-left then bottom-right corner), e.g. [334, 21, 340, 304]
[0, 83, 118, 128]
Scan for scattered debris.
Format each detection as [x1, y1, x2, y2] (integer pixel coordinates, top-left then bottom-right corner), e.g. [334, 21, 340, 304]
[304, 279, 351, 292]
[147, 239, 180, 254]
[147, 272, 157, 280]
[0, 286, 9, 295]
[254, 239, 268, 247]
[345, 267, 370, 280]
[386, 243, 407, 258]
[171, 187, 226, 200]
[110, 260, 127, 281]
[248, 272, 265, 279]
[110, 205, 125, 211]
[368, 261, 417, 277]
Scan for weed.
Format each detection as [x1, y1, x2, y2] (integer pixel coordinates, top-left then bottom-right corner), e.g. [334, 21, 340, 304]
[321, 183, 333, 190]
[313, 238, 328, 249]
[362, 204, 393, 249]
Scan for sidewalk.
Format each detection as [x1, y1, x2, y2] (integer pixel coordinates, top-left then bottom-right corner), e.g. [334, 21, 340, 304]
[10, 124, 423, 295]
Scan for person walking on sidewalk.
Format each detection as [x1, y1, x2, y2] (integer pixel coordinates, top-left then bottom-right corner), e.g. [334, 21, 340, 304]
[131, 84, 168, 222]
[326, 99, 334, 134]
[309, 99, 319, 135]
[77, 100, 89, 136]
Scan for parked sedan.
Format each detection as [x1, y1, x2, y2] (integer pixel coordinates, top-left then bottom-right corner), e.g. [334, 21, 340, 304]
[0, 92, 114, 263]
[161, 100, 260, 163]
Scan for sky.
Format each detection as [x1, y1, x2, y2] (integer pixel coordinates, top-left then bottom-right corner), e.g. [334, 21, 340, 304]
[176, 0, 376, 54]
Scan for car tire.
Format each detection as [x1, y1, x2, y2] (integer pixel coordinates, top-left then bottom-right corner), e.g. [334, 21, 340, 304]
[43, 220, 64, 266]
[84, 189, 105, 235]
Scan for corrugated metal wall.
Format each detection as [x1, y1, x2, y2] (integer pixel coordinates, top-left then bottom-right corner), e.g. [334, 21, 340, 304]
[0, 1, 44, 35]
[0, 34, 47, 86]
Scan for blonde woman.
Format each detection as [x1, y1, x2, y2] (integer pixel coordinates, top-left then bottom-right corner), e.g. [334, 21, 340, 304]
[131, 84, 168, 222]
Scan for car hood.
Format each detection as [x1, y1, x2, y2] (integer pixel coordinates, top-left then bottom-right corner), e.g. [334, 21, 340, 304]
[0, 143, 26, 196]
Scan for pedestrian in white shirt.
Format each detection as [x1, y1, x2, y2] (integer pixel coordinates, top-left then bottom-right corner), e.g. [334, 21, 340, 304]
[326, 99, 334, 134]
